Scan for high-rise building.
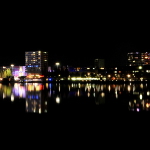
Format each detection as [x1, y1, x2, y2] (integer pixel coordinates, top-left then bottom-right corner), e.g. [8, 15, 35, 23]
[25, 51, 48, 77]
[127, 52, 150, 66]
[94, 59, 105, 68]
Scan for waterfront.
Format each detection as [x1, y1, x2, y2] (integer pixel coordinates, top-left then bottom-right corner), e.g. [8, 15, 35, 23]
[0, 82, 150, 115]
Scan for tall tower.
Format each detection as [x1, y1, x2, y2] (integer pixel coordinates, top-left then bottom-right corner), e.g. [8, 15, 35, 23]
[25, 50, 48, 77]
[94, 59, 105, 68]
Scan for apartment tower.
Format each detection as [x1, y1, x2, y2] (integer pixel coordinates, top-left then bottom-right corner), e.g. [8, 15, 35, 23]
[127, 52, 150, 66]
[25, 51, 48, 77]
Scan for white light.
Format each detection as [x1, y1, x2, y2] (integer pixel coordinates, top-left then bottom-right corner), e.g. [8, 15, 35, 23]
[56, 97, 60, 103]
[140, 94, 142, 100]
[3, 93, 6, 99]
[93, 93, 95, 97]
[39, 108, 41, 114]
[55, 62, 60, 66]
[11, 94, 14, 102]
[139, 66, 142, 69]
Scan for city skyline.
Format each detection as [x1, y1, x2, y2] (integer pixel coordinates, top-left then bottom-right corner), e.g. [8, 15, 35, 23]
[1, 48, 150, 68]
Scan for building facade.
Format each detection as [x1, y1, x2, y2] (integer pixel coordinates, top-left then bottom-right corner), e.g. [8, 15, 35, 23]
[94, 59, 105, 68]
[127, 52, 150, 66]
[25, 51, 48, 77]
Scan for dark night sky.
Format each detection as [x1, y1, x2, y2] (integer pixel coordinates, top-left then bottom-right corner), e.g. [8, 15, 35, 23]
[1, 2, 150, 67]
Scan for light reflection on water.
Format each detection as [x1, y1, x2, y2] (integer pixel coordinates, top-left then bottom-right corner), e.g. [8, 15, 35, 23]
[0, 82, 150, 114]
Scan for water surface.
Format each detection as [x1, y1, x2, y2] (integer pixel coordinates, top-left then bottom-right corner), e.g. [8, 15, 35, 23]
[0, 82, 149, 116]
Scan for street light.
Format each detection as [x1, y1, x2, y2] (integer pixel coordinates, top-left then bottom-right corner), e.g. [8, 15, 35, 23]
[3, 66, 6, 71]
[11, 64, 14, 76]
[55, 62, 60, 69]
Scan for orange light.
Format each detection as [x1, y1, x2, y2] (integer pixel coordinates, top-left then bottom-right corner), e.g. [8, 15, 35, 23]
[27, 75, 32, 78]
[146, 103, 149, 108]
[39, 75, 44, 78]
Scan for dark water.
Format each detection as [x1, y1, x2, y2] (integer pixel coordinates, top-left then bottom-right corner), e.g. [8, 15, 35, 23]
[1, 82, 150, 142]
[0, 82, 150, 123]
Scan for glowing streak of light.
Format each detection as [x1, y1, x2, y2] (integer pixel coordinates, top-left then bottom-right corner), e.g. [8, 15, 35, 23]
[140, 94, 142, 100]
[11, 94, 14, 102]
[146, 103, 149, 108]
[101, 92, 105, 98]
[56, 97, 60, 103]
[93, 93, 95, 97]
[108, 85, 111, 92]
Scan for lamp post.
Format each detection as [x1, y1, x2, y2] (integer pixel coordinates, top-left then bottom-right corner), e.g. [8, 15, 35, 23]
[55, 62, 60, 69]
[11, 64, 14, 76]
[3, 66, 6, 71]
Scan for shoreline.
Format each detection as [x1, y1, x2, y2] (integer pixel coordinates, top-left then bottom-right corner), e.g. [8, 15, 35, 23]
[1, 80, 150, 84]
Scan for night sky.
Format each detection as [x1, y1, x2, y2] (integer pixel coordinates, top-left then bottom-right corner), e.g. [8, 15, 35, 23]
[1, 2, 150, 67]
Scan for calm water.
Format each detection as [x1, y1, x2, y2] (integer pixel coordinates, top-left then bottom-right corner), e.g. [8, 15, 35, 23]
[1, 82, 147, 145]
[0, 82, 150, 115]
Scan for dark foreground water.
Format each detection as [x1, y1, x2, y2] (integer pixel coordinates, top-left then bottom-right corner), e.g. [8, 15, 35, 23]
[1, 82, 150, 145]
[0, 82, 150, 123]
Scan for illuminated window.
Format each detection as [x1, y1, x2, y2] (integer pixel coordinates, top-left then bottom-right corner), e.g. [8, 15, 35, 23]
[127, 74, 131, 78]
[139, 66, 142, 69]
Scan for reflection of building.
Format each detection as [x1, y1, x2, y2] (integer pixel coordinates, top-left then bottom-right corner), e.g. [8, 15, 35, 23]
[25, 83, 48, 113]
[95, 92, 105, 105]
[0, 83, 26, 100]
[129, 99, 150, 112]
[127, 52, 150, 66]
[12, 83, 26, 98]
[25, 51, 48, 77]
